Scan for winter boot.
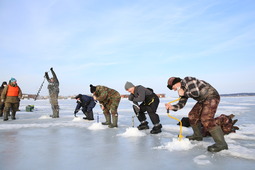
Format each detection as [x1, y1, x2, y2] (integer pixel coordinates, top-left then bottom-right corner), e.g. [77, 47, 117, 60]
[137, 121, 149, 130]
[108, 115, 118, 128]
[186, 124, 203, 141]
[102, 114, 111, 125]
[3, 111, 8, 121]
[87, 111, 94, 120]
[207, 126, 228, 152]
[150, 124, 162, 134]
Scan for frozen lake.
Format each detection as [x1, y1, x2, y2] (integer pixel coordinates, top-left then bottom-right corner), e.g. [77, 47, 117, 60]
[1, 96, 255, 170]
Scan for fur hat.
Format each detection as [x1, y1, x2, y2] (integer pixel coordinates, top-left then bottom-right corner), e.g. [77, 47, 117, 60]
[167, 77, 181, 90]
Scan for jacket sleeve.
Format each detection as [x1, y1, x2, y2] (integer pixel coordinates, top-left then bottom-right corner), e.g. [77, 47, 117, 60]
[183, 77, 200, 98]
[133, 87, 146, 102]
[45, 72, 50, 82]
[172, 96, 188, 111]
[51, 69, 59, 84]
[18, 86, 22, 99]
[75, 103, 82, 111]
[128, 94, 134, 101]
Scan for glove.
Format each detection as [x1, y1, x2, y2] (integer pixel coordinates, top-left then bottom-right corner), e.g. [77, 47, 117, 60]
[50, 67, 53, 71]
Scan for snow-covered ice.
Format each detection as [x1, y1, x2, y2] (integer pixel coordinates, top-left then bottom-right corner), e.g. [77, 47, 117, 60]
[1, 97, 255, 170]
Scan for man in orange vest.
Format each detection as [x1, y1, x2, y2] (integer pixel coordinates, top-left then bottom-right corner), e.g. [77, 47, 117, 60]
[1, 78, 22, 121]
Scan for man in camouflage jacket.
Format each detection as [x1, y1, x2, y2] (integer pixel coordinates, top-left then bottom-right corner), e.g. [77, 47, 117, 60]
[90, 84, 121, 128]
[45, 67, 59, 118]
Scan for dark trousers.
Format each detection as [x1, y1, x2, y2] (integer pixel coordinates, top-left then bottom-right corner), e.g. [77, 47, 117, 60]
[136, 97, 160, 125]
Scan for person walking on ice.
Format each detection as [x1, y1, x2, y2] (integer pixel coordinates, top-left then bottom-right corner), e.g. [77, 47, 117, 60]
[74, 94, 96, 120]
[45, 67, 59, 118]
[165, 76, 228, 152]
[1, 78, 22, 121]
[90, 84, 121, 128]
[125, 81, 162, 134]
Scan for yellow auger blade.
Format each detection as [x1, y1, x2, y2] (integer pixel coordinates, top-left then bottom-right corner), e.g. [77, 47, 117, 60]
[167, 97, 183, 141]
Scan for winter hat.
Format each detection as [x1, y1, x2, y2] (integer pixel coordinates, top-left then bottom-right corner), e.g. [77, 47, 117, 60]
[167, 77, 181, 90]
[2, 81, 7, 86]
[125, 81, 135, 90]
[75, 94, 82, 99]
[90, 84, 96, 93]
[10, 78, 17, 83]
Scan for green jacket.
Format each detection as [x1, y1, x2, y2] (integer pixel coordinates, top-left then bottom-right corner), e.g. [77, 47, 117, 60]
[94, 85, 120, 106]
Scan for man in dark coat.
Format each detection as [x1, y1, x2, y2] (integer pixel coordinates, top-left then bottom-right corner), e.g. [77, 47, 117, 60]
[165, 76, 228, 152]
[45, 67, 59, 118]
[0, 81, 7, 117]
[125, 81, 162, 134]
[74, 94, 96, 120]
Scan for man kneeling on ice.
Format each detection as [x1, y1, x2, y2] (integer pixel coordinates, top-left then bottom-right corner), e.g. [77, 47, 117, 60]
[125, 81, 162, 134]
[165, 77, 228, 152]
[74, 94, 96, 120]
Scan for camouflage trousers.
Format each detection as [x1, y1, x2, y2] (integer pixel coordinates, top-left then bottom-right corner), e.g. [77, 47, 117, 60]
[202, 114, 239, 136]
[103, 92, 121, 116]
[49, 93, 59, 118]
[3, 102, 19, 119]
[188, 96, 220, 130]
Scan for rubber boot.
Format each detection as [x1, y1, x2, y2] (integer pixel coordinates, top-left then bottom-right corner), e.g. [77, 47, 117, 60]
[11, 112, 16, 120]
[186, 124, 203, 141]
[3, 111, 8, 121]
[150, 124, 162, 134]
[207, 126, 228, 152]
[102, 114, 111, 125]
[86, 111, 94, 120]
[108, 115, 118, 128]
[83, 111, 89, 119]
[137, 121, 149, 130]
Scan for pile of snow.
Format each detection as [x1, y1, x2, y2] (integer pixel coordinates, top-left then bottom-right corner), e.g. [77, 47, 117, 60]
[154, 138, 195, 151]
[38, 115, 52, 119]
[88, 123, 108, 130]
[72, 117, 84, 121]
[193, 155, 211, 165]
[118, 127, 146, 137]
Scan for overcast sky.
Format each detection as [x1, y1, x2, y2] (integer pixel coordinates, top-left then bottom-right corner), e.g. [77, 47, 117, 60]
[1, 0, 254, 96]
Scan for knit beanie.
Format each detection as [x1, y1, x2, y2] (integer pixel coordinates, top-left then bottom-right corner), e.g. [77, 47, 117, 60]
[90, 84, 96, 93]
[75, 94, 82, 99]
[124, 81, 135, 90]
[10, 78, 17, 83]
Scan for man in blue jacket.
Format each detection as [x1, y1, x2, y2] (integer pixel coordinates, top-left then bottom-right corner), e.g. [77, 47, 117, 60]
[74, 94, 96, 120]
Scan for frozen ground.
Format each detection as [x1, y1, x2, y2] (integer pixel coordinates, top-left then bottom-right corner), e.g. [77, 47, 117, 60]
[1, 96, 255, 170]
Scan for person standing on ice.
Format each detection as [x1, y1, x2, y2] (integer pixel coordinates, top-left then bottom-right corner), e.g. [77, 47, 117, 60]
[90, 84, 121, 128]
[1, 78, 22, 121]
[45, 67, 59, 118]
[74, 94, 96, 120]
[165, 77, 228, 152]
[125, 81, 162, 134]
[0, 81, 7, 117]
